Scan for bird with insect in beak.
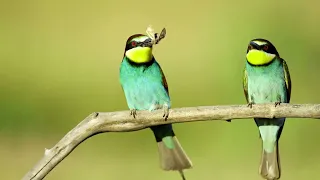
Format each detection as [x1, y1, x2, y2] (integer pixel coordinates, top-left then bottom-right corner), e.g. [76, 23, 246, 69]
[243, 38, 292, 180]
[119, 26, 193, 180]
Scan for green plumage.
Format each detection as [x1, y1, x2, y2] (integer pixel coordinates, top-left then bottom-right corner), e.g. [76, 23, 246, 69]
[244, 57, 290, 105]
[243, 39, 292, 180]
[119, 56, 170, 111]
[119, 56, 174, 148]
[119, 34, 192, 179]
[245, 57, 290, 148]
[244, 56, 291, 142]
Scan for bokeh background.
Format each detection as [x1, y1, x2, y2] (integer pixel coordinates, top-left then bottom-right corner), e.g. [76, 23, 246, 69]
[1, 0, 320, 179]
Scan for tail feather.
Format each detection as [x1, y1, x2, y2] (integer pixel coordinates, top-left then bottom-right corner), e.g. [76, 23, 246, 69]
[259, 142, 281, 180]
[157, 136, 192, 179]
[258, 125, 281, 180]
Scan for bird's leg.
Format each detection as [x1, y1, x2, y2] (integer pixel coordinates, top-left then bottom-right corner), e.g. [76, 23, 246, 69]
[162, 103, 169, 121]
[275, 95, 282, 107]
[130, 109, 137, 118]
[248, 95, 255, 108]
[247, 102, 255, 108]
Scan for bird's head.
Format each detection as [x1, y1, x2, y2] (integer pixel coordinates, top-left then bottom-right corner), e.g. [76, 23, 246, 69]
[246, 38, 280, 65]
[124, 34, 154, 64]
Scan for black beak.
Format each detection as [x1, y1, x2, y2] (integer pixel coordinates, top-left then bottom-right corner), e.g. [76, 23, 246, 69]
[138, 38, 153, 48]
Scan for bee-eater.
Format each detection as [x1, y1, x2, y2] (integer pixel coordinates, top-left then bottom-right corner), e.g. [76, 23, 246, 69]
[243, 38, 292, 179]
[119, 30, 192, 179]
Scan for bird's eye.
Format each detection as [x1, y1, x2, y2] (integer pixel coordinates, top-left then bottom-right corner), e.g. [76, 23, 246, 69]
[263, 45, 269, 51]
[131, 41, 137, 47]
[248, 45, 253, 50]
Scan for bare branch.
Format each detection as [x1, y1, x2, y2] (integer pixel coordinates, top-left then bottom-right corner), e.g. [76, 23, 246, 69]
[22, 103, 320, 180]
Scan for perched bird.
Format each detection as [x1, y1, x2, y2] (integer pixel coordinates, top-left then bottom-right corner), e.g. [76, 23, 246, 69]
[243, 38, 292, 179]
[119, 31, 192, 179]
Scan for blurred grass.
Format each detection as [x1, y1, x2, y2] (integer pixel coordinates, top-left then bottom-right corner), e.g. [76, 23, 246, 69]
[1, 0, 320, 179]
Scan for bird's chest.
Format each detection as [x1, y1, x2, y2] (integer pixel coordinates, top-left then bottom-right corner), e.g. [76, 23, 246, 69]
[121, 68, 169, 110]
[247, 64, 286, 103]
[126, 75, 160, 95]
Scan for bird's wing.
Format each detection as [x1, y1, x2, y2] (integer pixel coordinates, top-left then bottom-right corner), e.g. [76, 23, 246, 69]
[282, 58, 292, 102]
[159, 66, 169, 95]
[243, 68, 249, 103]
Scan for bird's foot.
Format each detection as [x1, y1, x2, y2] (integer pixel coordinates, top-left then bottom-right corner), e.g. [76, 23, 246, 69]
[130, 109, 137, 118]
[163, 104, 170, 121]
[274, 101, 281, 107]
[247, 102, 254, 108]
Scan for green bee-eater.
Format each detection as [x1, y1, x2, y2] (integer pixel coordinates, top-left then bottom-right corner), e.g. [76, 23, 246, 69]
[119, 31, 192, 179]
[243, 38, 292, 179]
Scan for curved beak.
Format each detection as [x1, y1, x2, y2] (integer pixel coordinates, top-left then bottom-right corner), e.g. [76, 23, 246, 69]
[138, 38, 153, 48]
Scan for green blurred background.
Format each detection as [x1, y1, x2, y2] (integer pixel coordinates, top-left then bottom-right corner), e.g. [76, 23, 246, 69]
[1, 0, 320, 179]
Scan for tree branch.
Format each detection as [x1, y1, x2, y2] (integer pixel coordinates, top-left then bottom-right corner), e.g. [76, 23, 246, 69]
[22, 103, 320, 180]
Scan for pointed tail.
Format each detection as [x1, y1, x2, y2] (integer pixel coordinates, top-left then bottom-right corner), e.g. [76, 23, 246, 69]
[258, 125, 281, 180]
[259, 141, 281, 179]
[157, 136, 193, 179]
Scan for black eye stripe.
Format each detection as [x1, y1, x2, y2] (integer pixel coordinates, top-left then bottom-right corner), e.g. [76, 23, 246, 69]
[246, 39, 280, 56]
[248, 42, 270, 51]
[125, 38, 153, 51]
[247, 42, 279, 56]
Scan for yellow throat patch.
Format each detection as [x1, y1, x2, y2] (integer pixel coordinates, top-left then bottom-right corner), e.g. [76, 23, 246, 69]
[246, 49, 275, 65]
[125, 46, 153, 64]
